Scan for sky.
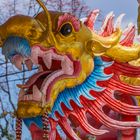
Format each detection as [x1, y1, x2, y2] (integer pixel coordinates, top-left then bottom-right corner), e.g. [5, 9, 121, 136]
[85, 0, 138, 28]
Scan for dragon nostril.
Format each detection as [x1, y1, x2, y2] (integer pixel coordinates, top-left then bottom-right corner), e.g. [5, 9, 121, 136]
[2, 36, 31, 60]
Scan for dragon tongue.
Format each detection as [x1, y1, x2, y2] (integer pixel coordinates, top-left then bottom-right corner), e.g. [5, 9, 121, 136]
[17, 71, 52, 89]
[43, 52, 52, 69]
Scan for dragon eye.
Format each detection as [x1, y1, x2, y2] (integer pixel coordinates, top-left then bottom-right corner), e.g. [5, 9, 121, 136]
[60, 23, 72, 36]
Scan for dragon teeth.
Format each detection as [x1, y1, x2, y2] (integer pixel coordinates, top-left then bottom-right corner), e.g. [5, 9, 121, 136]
[23, 95, 28, 101]
[15, 62, 22, 71]
[31, 47, 40, 64]
[28, 95, 33, 100]
[61, 56, 74, 75]
[23, 95, 32, 101]
[18, 85, 42, 102]
[38, 65, 43, 72]
[31, 54, 38, 64]
[32, 85, 42, 101]
[43, 52, 52, 69]
[25, 59, 33, 71]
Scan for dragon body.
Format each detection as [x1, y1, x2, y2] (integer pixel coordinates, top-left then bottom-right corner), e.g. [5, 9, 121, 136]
[1, 0, 140, 140]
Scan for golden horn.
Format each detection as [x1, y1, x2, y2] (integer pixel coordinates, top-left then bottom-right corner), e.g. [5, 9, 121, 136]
[92, 28, 122, 48]
[36, 0, 52, 32]
[36, 0, 56, 44]
[106, 44, 140, 62]
[86, 28, 122, 56]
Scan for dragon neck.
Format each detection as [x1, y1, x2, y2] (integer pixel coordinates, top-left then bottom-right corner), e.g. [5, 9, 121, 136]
[50, 56, 114, 120]
[23, 56, 114, 137]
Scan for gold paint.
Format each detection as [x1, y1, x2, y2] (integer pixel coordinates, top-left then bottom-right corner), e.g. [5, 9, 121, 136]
[129, 58, 140, 66]
[136, 97, 140, 106]
[0, 15, 45, 46]
[17, 101, 45, 118]
[1, 2, 140, 118]
[120, 59, 140, 106]
[47, 52, 93, 108]
[106, 44, 140, 62]
[36, 0, 52, 32]
[91, 28, 122, 47]
[120, 75, 140, 106]
[120, 75, 140, 86]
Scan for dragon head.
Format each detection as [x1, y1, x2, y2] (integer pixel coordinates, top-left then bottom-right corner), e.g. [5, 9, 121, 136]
[0, 0, 139, 120]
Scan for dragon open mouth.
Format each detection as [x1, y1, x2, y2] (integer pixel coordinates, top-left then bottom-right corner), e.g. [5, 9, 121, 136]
[13, 46, 81, 107]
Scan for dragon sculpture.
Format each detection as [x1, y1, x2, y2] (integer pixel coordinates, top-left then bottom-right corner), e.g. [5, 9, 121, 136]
[1, 0, 140, 140]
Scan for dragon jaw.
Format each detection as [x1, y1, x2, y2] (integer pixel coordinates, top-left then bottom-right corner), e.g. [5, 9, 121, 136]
[1, 31, 95, 118]
[15, 45, 84, 118]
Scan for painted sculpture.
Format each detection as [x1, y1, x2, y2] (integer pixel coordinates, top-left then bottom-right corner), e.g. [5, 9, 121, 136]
[1, 0, 140, 140]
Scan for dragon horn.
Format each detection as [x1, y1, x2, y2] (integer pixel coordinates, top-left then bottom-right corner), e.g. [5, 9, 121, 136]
[36, 0, 56, 44]
[86, 28, 122, 56]
[106, 43, 140, 62]
[36, 0, 52, 32]
[85, 11, 122, 56]
[85, 11, 140, 62]
[106, 24, 140, 62]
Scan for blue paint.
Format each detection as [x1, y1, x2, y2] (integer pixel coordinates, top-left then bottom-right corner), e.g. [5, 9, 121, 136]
[49, 56, 114, 120]
[23, 116, 43, 129]
[6, 37, 114, 134]
[2, 36, 31, 60]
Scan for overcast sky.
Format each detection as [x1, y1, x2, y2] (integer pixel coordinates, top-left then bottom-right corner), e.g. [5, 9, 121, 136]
[86, 0, 138, 28]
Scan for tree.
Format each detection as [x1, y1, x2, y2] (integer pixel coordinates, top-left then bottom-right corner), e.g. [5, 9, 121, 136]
[0, 0, 90, 139]
[43, 0, 90, 18]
